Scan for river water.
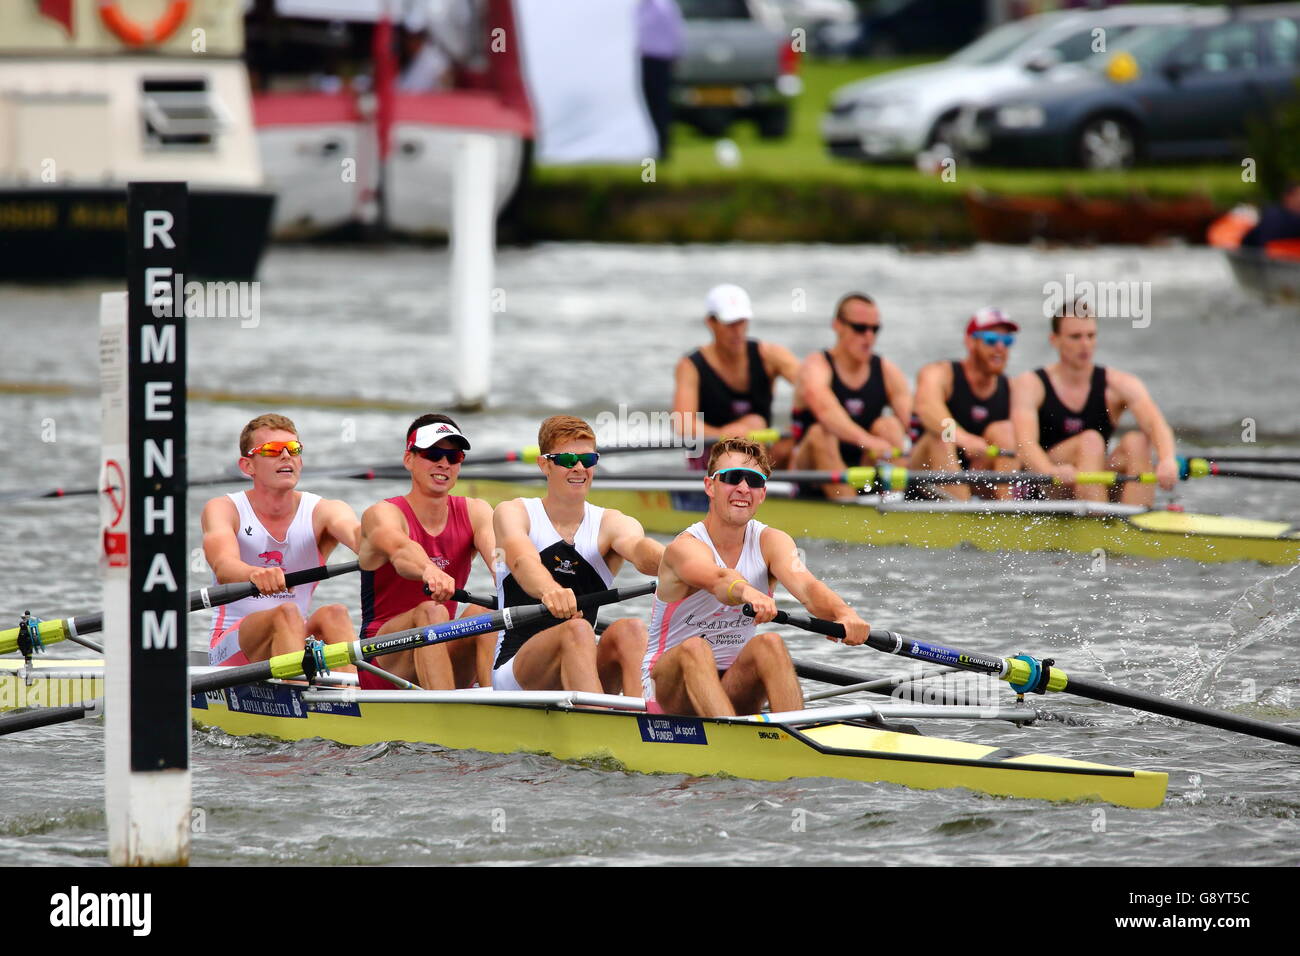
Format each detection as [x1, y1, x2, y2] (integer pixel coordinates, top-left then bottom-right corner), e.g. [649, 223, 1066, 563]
[1, 242, 1297, 866]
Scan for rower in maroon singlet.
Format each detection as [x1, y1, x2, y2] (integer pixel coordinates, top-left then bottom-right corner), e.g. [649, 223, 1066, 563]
[356, 414, 498, 689]
[1010, 307, 1178, 505]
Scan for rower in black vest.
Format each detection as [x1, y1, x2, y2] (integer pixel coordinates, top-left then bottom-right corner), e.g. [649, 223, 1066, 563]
[910, 308, 1021, 500]
[792, 351, 887, 465]
[673, 284, 800, 469]
[688, 340, 773, 429]
[1011, 309, 1178, 506]
[790, 293, 912, 498]
[1034, 365, 1113, 451]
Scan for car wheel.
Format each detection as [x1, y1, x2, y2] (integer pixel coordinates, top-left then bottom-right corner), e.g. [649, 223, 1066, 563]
[756, 106, 790, 140]
[1076, 115, 1138, 170]
[926, 112, 962, 160]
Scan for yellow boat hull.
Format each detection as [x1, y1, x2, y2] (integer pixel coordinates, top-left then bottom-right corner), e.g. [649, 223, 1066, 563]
[191, 684, 1168, 809]
[458, 478, 1300, 565]
[0, 659, 102, 712]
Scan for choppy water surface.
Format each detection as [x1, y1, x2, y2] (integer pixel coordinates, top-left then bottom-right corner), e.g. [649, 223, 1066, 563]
[1, 243, 1297, 866]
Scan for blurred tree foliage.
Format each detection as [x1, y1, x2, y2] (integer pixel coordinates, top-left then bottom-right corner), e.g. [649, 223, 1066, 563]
[1247, 78, 1300, 200]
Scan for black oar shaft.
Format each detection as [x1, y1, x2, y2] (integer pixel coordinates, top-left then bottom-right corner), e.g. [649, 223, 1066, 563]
[1063, 674, 1300, 747]
[765, 607, 1300, 749]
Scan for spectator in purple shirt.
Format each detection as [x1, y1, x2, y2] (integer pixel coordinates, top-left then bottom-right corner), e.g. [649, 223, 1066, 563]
[638, 0, 686, 159]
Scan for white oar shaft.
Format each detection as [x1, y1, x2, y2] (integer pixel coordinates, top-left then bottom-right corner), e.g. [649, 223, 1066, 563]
[803, 665, 965, 702]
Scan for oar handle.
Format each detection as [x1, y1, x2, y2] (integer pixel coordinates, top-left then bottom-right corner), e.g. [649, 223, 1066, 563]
[193, 561, 360, 612]
[425, 583, 499, 610]
[345, 581, 658, 670]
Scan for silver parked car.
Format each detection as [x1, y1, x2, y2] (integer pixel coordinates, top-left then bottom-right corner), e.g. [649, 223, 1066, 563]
[675, 0, 803, 139]
[821, 4, 1205, 162]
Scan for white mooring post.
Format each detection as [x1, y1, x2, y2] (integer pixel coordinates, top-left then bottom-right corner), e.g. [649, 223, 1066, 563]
[102, 182, 192, 866]
[449, 133, 497, 410]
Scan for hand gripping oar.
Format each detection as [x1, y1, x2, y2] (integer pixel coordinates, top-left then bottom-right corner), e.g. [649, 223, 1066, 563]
[2, 561, 363, 659]
[755, 606, 1300, 748]
[0, 581, 656, 736]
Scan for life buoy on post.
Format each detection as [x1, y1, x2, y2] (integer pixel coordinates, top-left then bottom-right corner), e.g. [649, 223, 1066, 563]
[98, 1, 191, 47]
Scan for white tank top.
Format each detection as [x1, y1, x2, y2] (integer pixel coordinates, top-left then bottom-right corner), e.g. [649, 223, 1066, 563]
[643, 519, 771, 686]
[209, 491, 323, 641]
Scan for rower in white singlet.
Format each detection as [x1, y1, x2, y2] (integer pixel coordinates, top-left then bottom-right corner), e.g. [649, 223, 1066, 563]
[201, 413, 361, 667]
[643, 518, 771, 695]
[642, 436, 870, 717]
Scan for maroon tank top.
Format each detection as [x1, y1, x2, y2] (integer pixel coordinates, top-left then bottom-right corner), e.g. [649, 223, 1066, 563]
[360, 495, 475, 638]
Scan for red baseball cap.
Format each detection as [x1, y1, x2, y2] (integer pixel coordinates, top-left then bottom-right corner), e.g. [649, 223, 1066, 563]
[966, 307, 1019, 335]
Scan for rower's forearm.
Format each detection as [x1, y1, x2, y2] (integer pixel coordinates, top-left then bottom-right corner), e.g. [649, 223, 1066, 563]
[510, 557, 561, 600]
[390, 543, 435, 581]
[803, 582, 850, 623]
[631, 539, 665, 576]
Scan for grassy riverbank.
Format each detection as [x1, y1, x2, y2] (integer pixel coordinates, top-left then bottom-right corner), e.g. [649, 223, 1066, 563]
[516, 58, 1255, 244]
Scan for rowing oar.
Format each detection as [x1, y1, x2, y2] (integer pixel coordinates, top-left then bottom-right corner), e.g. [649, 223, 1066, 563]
[1192, 452, 1300, 465]
[0, 431, 797, 505]
[759, 607, 1300, 748]
[1, 562, 363, 659]
[1178, 458, 1300, 483]
[0, 581, 656, 737]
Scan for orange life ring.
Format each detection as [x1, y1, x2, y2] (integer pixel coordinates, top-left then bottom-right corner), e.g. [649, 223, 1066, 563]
[98, 1, 191, 47]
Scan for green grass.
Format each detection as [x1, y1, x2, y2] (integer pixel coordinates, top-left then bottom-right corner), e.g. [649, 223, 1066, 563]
[533, 58, 1256, 203]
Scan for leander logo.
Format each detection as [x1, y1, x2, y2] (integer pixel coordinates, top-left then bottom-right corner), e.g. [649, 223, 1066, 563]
[258, 550, 284, 566]
[49, 886, 151, 936]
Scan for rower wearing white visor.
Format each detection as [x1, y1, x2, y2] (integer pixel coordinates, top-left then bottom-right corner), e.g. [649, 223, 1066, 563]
[642, 436, 869, 717]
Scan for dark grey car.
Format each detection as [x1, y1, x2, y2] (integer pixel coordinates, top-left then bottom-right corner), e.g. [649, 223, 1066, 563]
[961, 5, 1300, 169]
[674, 0, 801, 138]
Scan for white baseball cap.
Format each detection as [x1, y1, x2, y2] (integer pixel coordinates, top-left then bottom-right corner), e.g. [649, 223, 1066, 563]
[705, 284, 753, 324]
[407, 420, 471, 451]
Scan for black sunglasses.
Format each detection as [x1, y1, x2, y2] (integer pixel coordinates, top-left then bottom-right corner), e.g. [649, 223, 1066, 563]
[711, 468, 768, 489]
[416, 446, 465, 465]
[841, 319, 881, 335]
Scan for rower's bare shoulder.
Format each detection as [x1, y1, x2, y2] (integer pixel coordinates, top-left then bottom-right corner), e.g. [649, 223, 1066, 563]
[493, 497, 531, 534]
[1104, 367, 1146, 397]
[200, 494, 238, 531]
[758, 525, 798, 559]
[463, 496, 494, 525]
[916, 359, 953, 384]
[1011, 368, 1045, 394]
[360, 497, 404, 532]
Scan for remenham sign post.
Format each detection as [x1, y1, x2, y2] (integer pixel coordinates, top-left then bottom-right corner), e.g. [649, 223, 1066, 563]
[100, 182, 191, 865]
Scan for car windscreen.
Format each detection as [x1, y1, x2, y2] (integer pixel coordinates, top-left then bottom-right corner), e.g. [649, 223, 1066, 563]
[678, 0, 751, 19]
[949, 16, 1060, 65]
[1088, 23, 1199, 74]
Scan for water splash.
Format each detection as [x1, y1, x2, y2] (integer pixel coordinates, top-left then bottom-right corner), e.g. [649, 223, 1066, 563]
[1172, 565, 1300, 708]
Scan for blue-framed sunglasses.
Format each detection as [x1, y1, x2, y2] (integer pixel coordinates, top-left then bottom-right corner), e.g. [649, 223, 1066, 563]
[710, 467, 768, 489]
[973, 331, 1015, 347]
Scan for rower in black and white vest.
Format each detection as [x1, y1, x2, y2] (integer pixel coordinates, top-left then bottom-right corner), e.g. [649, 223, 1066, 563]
[672, 283, 800, 468]
[642, 436, 869, 717]
[1011, 305, 1178, 505]
[908, 307, 1022, 500]
[492, 415, 665, 696]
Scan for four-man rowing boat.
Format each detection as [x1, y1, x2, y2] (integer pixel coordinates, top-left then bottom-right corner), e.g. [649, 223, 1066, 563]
[455, 476, 1300, 566]
[0, 658, 1168, 808]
